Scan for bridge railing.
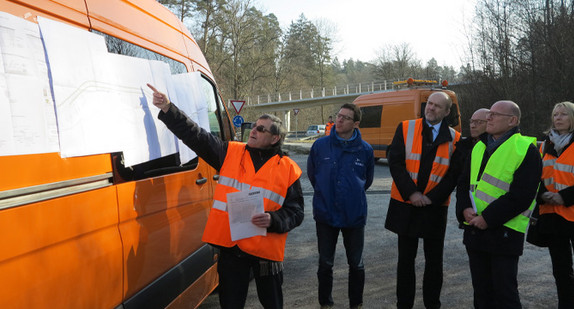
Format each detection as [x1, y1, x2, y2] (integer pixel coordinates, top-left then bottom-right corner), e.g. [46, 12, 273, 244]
[246, 80, 396, 105]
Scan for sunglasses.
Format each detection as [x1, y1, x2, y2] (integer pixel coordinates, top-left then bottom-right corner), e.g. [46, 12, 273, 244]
[251, 124, 273, 134]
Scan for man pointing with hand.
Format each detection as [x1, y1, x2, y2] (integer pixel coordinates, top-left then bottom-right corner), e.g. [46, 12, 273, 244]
[147, 84, 304, 309]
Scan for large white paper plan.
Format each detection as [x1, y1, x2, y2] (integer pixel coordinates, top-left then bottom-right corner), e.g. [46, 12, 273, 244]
[38, 16, 178, 166]
[227, 189, 266, 241]
[171, 72, 211, 164]
[0, 12, 58, 156]
[0, 12, 212, 165]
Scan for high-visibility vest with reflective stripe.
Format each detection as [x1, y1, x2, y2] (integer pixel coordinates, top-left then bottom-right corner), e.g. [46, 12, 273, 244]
[325, 122, 334, 136]
[539, 141, 574, 221]
[470, 134, 537, 233]
[390, 119, 461, 206]
[202, 142, 302, 261]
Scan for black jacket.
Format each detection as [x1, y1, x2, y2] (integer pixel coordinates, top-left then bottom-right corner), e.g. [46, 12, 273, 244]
[453, 132, 489, 166]
[385, 119, 463, 239]
[157, 103, 304, 234]
[455, 128, 542, 255]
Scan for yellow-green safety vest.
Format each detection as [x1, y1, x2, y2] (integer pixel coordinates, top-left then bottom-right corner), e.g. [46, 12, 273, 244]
[469, 134, 537, 233]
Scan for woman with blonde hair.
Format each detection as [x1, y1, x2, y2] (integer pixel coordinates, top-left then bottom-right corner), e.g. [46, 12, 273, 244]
[537, 101, 574, 308]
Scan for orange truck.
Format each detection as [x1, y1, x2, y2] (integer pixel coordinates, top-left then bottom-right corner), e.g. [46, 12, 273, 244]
[353, 79, 461, 159]
[0, 0, 233, 308]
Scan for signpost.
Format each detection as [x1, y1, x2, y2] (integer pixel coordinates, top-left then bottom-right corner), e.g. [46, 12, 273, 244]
[233, 115, 244, 128]
[293, 109, 300, 138]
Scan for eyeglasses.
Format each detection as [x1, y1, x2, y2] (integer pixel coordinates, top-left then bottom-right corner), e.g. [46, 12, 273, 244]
[486, 111, 515, 118]
[336, 113, 354, 121]
[469, 119, 487, 125]
[251, 124, 272, 134]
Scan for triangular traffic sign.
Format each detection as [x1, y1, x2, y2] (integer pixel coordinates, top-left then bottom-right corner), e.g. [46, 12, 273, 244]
[230, 100, 245, 114]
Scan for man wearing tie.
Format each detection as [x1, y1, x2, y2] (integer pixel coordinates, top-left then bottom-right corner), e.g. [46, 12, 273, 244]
[385, 91, 462, 309]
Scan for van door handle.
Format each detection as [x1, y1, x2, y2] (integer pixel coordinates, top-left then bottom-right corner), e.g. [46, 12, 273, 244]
[213, 175, 220, 181]
[196, 178, 207, 185]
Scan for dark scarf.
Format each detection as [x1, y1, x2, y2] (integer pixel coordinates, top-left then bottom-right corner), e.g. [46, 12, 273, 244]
[486, 127, 520, 155]
[246, 145, 284, 172]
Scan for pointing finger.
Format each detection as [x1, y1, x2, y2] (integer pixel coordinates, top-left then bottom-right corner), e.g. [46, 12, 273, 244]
[147, 83, 159, 93]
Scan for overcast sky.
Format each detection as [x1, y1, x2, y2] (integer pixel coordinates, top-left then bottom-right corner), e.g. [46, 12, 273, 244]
[258, 0, 478, 69]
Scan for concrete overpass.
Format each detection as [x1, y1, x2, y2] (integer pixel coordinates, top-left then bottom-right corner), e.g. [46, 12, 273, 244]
[242, 81, 395, 130]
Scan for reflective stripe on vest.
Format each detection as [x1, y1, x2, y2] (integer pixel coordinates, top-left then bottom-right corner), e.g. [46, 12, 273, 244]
[212, 176, 286, 211]
[539, 142, 574, 221]
[390, 118, 461, 205]
[469, 134, 537, 233]
[202, 142, 302, 261]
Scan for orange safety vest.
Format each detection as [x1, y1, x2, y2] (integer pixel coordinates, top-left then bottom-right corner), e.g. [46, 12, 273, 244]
[202, 142, 302, 261]
[325, 121, 334, 136]
[539, 141, 574, 221]
[390, 119, 460, 206]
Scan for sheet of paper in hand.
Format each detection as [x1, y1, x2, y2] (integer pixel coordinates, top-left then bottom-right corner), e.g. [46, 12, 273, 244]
[227, 188, 266, 241]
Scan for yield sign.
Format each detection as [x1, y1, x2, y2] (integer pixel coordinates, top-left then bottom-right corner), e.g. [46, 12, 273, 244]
[230, 100, 245, 114]
[293, 108, 300, 115]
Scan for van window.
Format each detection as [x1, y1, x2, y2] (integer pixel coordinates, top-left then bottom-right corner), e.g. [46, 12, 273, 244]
[95, 31, 230, 140]
[359, 106, 383, 128]
[198, 75, 224, 139]
[94, 30, 187, 74]
[86, 31, 209, 181]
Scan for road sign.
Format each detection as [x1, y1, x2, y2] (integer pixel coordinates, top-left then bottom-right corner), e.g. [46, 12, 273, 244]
[230, 100, 245, 114]
[233, 115, 244, 127]
[293, 108, 300, 115]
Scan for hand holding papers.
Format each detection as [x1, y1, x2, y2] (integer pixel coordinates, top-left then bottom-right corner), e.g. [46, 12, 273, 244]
[463, 191, 479, 225]
[227, 189, 267, 241]
[469, 190, 478, 213]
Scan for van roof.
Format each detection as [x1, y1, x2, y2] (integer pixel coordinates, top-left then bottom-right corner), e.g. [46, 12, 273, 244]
[353, 88, 457, 106]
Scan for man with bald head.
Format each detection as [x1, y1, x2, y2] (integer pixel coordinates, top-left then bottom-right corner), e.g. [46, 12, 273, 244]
[456, 100, 542, 308]
[454, 108, 490, 165]
[386, 91, 462, 309]
[470, 108, 489, 142]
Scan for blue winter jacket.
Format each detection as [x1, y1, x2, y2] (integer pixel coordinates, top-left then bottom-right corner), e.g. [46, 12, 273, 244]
[307, 127, 374, 228]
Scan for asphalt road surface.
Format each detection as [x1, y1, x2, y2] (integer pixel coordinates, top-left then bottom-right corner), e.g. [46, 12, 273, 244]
[199, 152, 557, 309]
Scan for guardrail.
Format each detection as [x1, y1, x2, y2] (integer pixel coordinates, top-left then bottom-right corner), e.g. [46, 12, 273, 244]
[246, 81, 397, 105]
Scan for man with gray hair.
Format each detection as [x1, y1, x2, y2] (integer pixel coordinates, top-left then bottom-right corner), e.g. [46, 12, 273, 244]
[456, 100, 541, 308]
[148, 84, 304, 309]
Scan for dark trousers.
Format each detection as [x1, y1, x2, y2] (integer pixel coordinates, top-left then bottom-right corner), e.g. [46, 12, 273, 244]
[396, 235, 443, 309]
[217, 248, 283, 309]
[548, 235, 574, 309]
[316, 222, 365, 307]
[466, 248, 521, 309]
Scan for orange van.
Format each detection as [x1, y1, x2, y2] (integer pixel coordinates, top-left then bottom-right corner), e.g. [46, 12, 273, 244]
[0, 0, 233, 308]
[353, 79, 461, 159]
